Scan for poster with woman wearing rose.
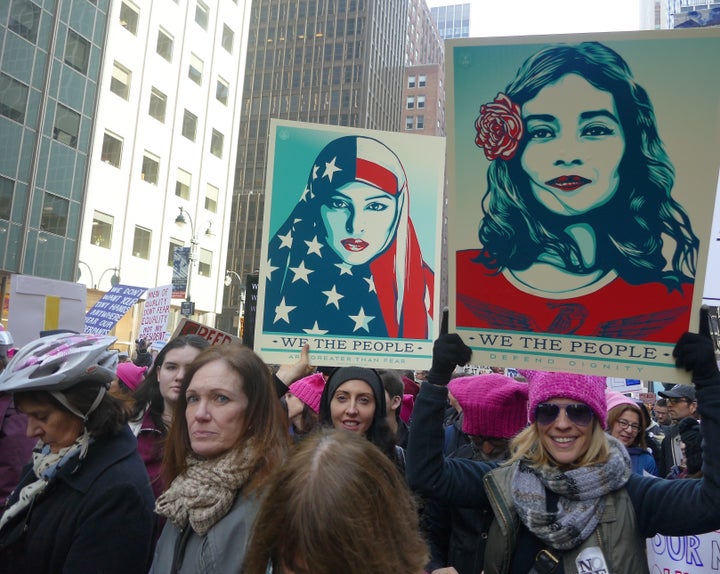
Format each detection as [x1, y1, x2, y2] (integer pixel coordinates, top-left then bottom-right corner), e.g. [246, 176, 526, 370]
[447, 30, 720, 380]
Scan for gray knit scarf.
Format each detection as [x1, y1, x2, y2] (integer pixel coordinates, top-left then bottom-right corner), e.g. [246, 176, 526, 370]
[155, 442, 256, 536]
[511, 435, 631, 550]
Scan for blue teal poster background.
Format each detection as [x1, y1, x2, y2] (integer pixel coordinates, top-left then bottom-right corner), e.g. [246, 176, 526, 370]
[446, 29, 720, 382]
[255, 120, 446, 369]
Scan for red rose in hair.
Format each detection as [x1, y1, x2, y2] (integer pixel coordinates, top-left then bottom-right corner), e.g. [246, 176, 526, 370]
[474, 93, 524, 161]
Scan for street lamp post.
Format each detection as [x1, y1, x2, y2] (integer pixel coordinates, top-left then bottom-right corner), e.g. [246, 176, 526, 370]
[77, 261, 95, 289]
[98, 267, 121, 290]
[175, 207, 214, 316]
[224, 270, 245, 338]
[175, 207, 199, 315]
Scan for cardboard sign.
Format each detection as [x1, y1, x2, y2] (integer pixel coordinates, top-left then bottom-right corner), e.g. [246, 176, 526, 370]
[137, 285, 172, 343]
[84, 285, 146, 335]
[647, 532, 720, 574]
[172, 318, 241, 346]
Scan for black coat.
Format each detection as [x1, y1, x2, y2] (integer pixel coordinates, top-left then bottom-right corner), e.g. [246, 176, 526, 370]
[0, 425, 156, 574]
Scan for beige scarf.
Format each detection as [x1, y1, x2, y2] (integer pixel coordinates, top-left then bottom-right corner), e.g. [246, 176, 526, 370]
[155, 444, 256, 536]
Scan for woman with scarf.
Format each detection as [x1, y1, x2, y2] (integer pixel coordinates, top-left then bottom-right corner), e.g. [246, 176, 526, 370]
[150, 343, 289, 573]
[318, 366, 403, 470]
[0, 333, 155, 574]
[407, 331, 720, 573]
[263, 135, 433, 339]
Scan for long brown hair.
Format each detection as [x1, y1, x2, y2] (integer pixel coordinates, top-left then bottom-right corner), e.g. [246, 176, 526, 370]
[243, 429, 428, 574]
[162, 344, 289, 492]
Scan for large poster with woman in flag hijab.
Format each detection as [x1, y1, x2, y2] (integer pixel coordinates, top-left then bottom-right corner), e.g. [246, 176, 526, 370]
[254, 120, 445, 369]
[447, 29, 720, 382]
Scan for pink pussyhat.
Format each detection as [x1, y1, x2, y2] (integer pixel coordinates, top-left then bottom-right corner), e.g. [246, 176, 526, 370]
[528, 371, 608, 428]
[449, 374, 529, 438]
[289, 372, 326, 414]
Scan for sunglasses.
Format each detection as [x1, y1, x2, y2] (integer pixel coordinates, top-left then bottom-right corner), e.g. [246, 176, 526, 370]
[535, 403, 594, 426]
[668, 397, 692, 405]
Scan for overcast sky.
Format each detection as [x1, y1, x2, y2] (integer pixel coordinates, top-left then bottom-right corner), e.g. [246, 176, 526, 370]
[461, 0, 646, 37]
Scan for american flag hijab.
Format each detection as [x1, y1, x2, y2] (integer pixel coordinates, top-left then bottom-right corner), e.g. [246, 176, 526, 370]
[263, 135, 434, 339]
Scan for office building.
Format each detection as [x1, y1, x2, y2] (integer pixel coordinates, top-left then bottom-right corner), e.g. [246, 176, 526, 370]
[220, 0, 410, 335]
[0, 0, 111, 301]
[427, 1, 471, 39]
[77, 0, 252, 331]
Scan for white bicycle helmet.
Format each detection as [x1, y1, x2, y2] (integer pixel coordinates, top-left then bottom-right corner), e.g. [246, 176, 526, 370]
[0, 329, 13, 360]
[0, 333, 118, 394]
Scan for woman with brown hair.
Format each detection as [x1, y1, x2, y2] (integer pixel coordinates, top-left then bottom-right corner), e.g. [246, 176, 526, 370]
[243, 428, 428, 574]
[150, 344, 289, 574]
[606, 391, 660, 476]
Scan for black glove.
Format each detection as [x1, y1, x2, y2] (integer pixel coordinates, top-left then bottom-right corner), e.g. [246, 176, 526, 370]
[426, 333, 472, 386]
[673, 332, 720, 384]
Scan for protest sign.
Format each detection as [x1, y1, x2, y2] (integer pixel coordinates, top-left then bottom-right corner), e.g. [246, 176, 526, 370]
[137, 285, 172, 343]
[84, 285, 146, 335]
[172, 318, 240, 346]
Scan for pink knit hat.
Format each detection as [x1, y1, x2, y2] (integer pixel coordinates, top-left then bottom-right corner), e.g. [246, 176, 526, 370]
[605, 390, 637, 413]
[116, 362, 148, 391]
[400, 394, 415, 424]
[448, 374, 529, 438]
[528, 371, 608, 428]
[289, 373, 326, 414]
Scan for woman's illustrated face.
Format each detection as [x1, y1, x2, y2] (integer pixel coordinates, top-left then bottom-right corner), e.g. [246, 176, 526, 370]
[330, 379, 376, 436]
[185, 359, 248, 459]
[158, 345, 203, 406]
[17, 397, 84, 454]
[320, 181, 398, 266]
[611, 408, 641, 447]
[537, 398, 593, 468]
[520, 74, 626, 216]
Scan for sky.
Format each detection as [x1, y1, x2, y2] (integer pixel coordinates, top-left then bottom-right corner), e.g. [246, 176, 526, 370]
[429, 0, 647, 37]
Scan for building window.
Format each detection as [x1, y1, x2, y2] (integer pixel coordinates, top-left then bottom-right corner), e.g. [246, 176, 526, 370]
[120, 1, 139, 34]
[182, 110, 197, 141]
[0, 73, 28, 123]
[141, 152, 160, 184]
[195, 1, 209, 30]
[167, 238, 183, 266]
[221, 24, 234, 53]
[419, 75, 427, 87]
[132, 226, 151, 259]
[405, 116, 413, 130]
[210, 129, 223, 158]
[408, 75, 416, 89]
[175, 169, 191, 200]
[417, 95, 425, 109]
[148, 88, 166, 122]
[198, 248, 212, 277]
[205, 184, 218, 213]
[416, 115, 425, 129]
[110, 61, 131, 100]
[65, 29, 90, 73]
[53, 104, 80, 148]
[406, 96, 415, 109]
[0, 176, 14, 220]
[8, 0, 41, 43]
[216, 77, 229, 105]
[41, 193, 69, 236]
[188, 53, 203, 85]
[101, 132, 123, 167]
[91, 211, 113, 248]
[156, 28, 173, 61]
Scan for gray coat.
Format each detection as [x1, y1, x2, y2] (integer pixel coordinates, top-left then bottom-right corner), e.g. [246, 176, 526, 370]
[150, 492, 260, 574]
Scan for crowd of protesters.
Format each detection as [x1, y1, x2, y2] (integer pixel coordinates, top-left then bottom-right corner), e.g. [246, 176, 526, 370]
[0, 322, 718, 573]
